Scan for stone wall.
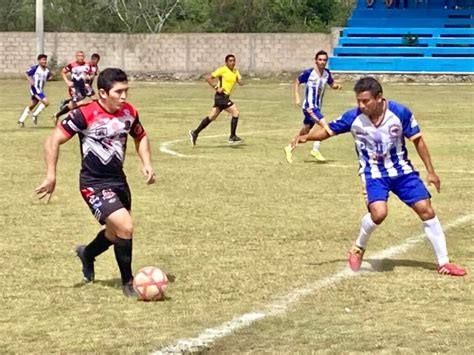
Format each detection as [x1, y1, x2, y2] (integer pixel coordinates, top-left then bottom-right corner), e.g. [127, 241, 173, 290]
[0, 31, 340, 76]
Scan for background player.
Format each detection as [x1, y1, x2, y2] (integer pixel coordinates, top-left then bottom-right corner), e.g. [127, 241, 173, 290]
[53, 50, 91, 123]
[17, 54, 52, 127]
[292, 76, 466, 276]
[189, 54, 244, 146]
[35, 68, 156, 297]
[284, 50, 341, 163]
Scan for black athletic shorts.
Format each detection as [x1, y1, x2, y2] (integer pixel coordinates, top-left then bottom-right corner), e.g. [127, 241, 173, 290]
[80, 185, 132, 225]
[71, 79, 88, 102]
[214, 93, 234, 111]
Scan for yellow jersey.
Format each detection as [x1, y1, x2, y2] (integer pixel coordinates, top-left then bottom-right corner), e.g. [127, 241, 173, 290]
[211, 66, 241, 96]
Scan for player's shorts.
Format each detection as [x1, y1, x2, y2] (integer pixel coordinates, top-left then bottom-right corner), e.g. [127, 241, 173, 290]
[303, 107, 324, 128]
[80, 185, 132, 225]
[70, 79, 88, 102]
[30, 86, 46, 100]
[362, 172, 431, 206]
[214, 93, 234, 111]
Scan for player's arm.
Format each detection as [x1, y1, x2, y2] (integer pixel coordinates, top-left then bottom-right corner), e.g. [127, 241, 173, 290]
[330, 82, 342, 90]
[61, 66, 73, 87]
[25, 73, 35, 86]
[35, 128, 74, 202]
[134, 135, 156, 185]
[292, 124, 331, 148]
[412, 135, 441, 192]
[293, 79, 301, 106]
[206, 73, 223, 94]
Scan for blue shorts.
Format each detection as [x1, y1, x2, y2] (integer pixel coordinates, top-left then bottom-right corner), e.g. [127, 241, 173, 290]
[302, 107, 324, 128]
[364, 172, 431, 206]
[30, 86, 46, 100]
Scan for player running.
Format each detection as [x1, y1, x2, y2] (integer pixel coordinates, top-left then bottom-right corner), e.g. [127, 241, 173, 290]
[284, 50, 341, 163]
[36, 68, 157, 297]
[189, 54, 244, 146]
[292, 76, 466, 276]
[17, 54, 53, 127]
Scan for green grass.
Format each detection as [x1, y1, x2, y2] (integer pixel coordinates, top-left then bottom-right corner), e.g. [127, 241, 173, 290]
[0, 79, 473, 354]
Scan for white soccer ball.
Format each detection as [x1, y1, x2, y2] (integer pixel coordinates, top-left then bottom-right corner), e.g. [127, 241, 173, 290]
[133, 266, 168, 301]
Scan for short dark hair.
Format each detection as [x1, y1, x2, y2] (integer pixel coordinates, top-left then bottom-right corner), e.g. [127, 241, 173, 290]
[314, 50, 328, 60]
[225, 54, 235, 62]
[37, 54, 47, 60]
[91, 53, 100, 60]
[354, 77, 383, 97]
[98, 68, 128, 93]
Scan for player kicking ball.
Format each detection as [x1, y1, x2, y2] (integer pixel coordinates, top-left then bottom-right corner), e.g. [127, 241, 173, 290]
[292, 76, 466, 276]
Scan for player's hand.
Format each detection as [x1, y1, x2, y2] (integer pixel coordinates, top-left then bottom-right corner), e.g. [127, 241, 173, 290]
[426, 172, 441, 193]
[143, 166, 156, 185]
[294, 99, 301, 107]
[35, 176, 56, 203]
[216, 87, 224, 94]
[67, 81, 74, 88]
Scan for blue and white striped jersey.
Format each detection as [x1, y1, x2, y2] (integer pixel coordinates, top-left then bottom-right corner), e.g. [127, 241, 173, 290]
[327, 100, 422, 179]
[298, 68, 334, 109]
[26, 65, 50, 92]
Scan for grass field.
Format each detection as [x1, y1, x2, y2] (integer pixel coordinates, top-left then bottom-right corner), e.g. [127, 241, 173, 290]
[0, 78, 473, 354]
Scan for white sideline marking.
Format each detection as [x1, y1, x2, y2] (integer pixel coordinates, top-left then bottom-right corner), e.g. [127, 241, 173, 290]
[159, 129, 289, 158]
[154, 214, 472, 354]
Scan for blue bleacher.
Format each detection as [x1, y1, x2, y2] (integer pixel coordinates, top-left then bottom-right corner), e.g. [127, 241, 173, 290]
[330, 0, 474, 73]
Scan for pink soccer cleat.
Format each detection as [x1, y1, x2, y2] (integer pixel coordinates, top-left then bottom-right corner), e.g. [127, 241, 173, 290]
[348, 244, 365, 272]
[437, 263, 467, 276]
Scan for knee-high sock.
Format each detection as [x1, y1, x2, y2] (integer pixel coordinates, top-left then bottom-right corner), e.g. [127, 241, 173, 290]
[231, 116, 239, 136]
[312, 141, 321, 151]
[85, 230, 112, 260]
[194, 117, 211, 134]
[114, 237, 133, 285]
[424, 215, 449, 265]
[32, 103, 45, 117]
[355, 213, 378, 249]
[18, 107, 30, 123]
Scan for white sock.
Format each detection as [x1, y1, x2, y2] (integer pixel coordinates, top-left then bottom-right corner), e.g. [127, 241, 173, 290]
[355, 213, 378, 249]
[286, 143, 294, 152]
[32, 103, 45, 117]
[18, 106, 30, 123]
[312, 141, 321, 151]
[424, 215, 449, 265]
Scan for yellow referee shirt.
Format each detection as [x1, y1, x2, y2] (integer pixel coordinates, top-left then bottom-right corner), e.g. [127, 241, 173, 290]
[212, 66, 241, 96]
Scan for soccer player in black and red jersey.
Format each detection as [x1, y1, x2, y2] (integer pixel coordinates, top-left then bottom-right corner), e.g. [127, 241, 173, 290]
[35, 68, 156, 297]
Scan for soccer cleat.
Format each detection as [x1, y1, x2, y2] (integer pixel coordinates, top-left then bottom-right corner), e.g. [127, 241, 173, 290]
[188, 130, 197, 146]
[348, 244, 365, 272]
[76, 245, 95, 282]
[310, 149, 326, 162]
[32, 115, 38, 125]
[17, 121, 24, 128]
[284, 145, 293, 164]
[228, 135, 243, 145]
[437, 263, 467, 276]
[122, 280, 138, 298]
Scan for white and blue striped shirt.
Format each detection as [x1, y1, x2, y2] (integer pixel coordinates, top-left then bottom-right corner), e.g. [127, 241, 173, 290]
[26, 65, 50, 92]
[328, 101, 422, 179]
[298, 68, 334, 109]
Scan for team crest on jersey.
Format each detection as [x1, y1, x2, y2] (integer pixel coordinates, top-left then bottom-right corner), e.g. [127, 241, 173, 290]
[389, 124, 401, 138]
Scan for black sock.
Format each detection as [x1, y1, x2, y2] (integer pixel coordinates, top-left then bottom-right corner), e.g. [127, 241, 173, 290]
[84, 230, 112, 259]
[114, 237, 133, 285]
[194, 117, 211, 134]
[56, 105, 71, 118]
[231, 116, 239, 137]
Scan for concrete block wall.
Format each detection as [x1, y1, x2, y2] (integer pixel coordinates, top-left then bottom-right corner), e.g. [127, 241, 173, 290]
[0, 31, 338, 76]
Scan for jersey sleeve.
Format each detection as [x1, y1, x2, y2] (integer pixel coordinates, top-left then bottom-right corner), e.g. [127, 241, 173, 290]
[327, 109, 358, 136]
[211, 67, 225, 78]
[326, 69, 334, 85]
[236, 69, 242, 80]
[389, 102, 421, 140]
[63, 63, 72, 73]
[26, 65, 37, 77]
[129, 113, 147, 141]
[59, 109, 87, 137]
[297, 69, 311, 84]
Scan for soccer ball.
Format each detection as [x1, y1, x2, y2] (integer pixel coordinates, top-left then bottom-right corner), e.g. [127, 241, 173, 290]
[133, 266, 168, 301]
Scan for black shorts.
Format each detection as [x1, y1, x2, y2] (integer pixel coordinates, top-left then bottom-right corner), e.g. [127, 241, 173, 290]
[71, 79, 88, 102]
[214, 93, 234, 111]
[80, 185, 132, 225]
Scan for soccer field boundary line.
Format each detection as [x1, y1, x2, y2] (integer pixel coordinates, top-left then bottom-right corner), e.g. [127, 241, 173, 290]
[159, 129, 290, 158]
[153, 214, 473, 354]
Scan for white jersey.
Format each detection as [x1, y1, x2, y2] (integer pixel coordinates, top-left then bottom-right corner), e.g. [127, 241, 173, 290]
[26, 65, 50, 92]
[327, 100, 422, 179]
[298, 67, 334, 109]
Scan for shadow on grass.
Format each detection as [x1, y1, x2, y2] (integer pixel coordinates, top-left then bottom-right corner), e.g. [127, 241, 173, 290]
[303, 159, 336, 164]
[368, 258, 437, 272]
